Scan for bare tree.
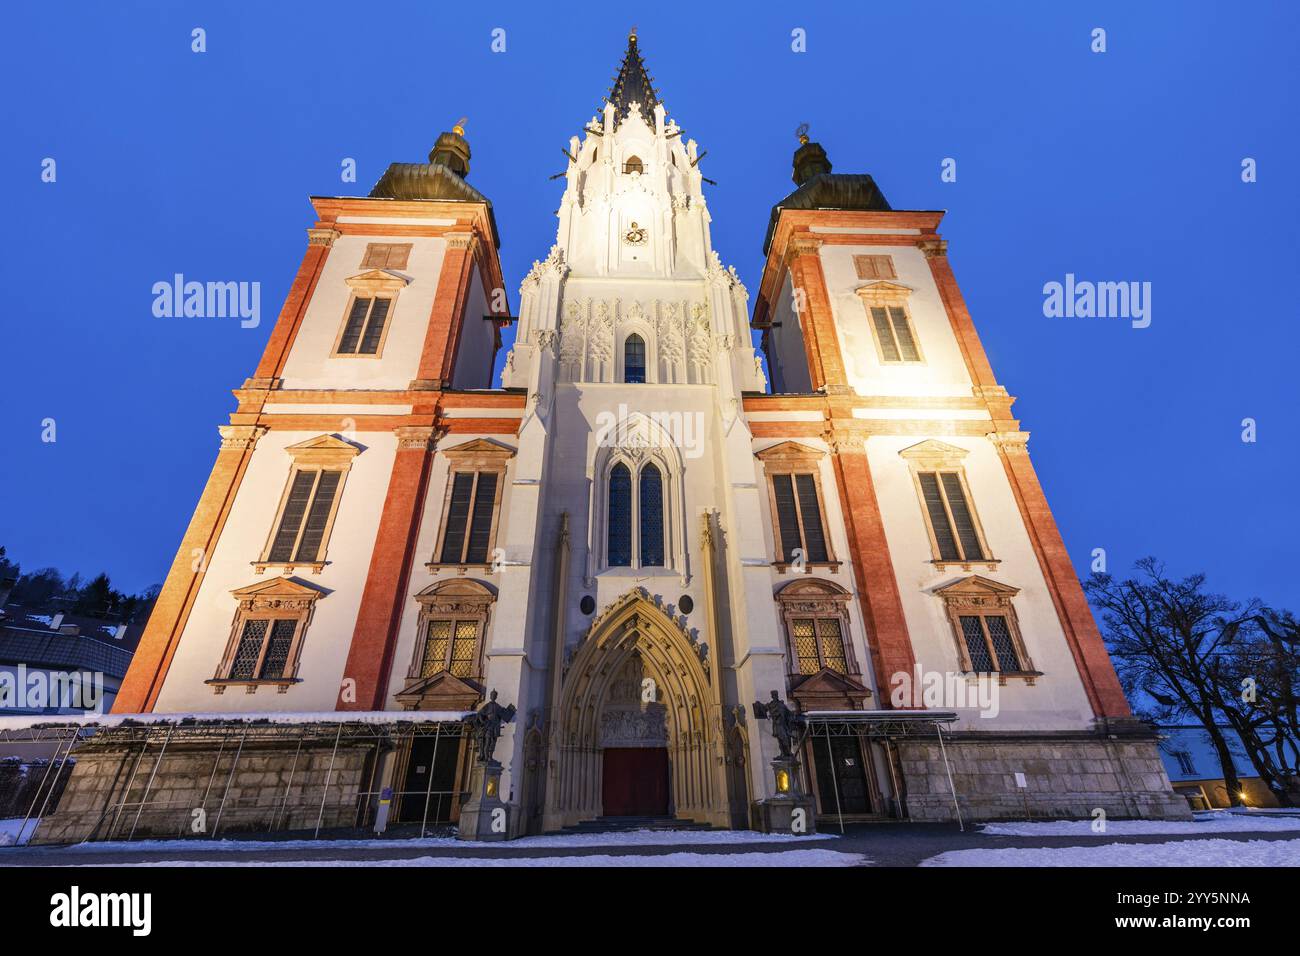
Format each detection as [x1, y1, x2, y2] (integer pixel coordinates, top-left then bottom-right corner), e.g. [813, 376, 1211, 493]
[1084, 559, 1252, 806]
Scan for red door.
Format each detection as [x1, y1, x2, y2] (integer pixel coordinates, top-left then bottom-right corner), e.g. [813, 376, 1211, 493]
[602, 747, 670, 816]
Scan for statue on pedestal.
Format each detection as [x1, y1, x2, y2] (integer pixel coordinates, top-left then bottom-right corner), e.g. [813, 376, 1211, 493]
[752, 689, 806, 758]
[467, 690, 516, 764]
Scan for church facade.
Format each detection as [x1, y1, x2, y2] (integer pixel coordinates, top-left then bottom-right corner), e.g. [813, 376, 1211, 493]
[72, 32, 1186, 839]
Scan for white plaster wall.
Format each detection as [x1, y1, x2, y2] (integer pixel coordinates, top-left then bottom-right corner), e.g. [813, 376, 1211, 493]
[154, 428, 398, 712]
[820, 244, 973, 399]
[278, 234, 447, 390]
[865, 434, 1095, 731]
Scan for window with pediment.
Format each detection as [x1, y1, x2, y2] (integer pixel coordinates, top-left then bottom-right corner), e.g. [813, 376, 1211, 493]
[934, 576, 1039, 681]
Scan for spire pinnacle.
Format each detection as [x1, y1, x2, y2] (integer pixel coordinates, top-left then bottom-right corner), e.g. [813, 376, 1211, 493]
[603, 30, 660, 128]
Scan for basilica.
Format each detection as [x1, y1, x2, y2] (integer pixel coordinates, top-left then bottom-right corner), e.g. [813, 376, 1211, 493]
[36, 31, 1187, 842]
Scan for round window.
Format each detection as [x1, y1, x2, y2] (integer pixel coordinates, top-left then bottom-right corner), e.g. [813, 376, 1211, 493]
[579, 595, 596, 615]
[679, 595, 694, 615]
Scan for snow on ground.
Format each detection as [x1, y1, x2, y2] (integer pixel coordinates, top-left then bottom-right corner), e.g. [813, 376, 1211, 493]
[0, 818, 38, 847]
[979, 810, 1300, 838]
[922, 838, 1300, 867]
[78, 849, 868, 868]
[27, 827, 833, 855]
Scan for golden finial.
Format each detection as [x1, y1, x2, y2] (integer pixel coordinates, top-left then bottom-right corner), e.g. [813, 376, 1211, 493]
[452, 116, 468, 137]
[796, 122, 810, 145]
[629, 26, 638, 44]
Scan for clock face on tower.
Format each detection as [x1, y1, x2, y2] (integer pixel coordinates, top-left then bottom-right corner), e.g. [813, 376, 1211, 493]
[622, 221, 648, 245]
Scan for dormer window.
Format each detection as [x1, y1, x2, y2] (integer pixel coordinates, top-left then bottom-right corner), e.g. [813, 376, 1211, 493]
[623, 156, 644, 175]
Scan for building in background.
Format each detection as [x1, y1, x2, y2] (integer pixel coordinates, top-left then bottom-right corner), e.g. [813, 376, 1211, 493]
[34, 31, 1186, 843]
[1158, 725, 1280, 811]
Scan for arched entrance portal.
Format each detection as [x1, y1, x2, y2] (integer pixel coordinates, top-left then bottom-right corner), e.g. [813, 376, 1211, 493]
[543, 590, 731, 830]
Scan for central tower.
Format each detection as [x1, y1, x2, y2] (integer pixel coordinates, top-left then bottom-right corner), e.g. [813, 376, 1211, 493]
[501, 31, 770, 830]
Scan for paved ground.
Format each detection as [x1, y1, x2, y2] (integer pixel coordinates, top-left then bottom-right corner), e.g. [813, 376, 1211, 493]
[3, 822, 1298, 866]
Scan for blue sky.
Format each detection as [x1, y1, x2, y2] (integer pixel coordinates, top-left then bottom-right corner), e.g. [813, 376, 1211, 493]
[1, 1, 1296, 609]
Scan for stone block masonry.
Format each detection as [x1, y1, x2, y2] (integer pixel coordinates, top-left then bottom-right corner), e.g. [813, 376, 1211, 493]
[32, 734, 377, 845]
[898, 729, 1191, 822]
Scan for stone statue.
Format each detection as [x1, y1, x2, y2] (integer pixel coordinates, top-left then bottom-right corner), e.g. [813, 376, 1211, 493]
[467, 690, 516, 764]
[753, 690, 804, 758]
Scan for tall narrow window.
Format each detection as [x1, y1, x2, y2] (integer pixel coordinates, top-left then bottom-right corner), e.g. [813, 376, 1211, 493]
[215, 577, 323, 689]
[918, 471, 986, 562]
[639, 463, 664, 567]
[438, 472, 501, 565]
[399, 579, 497, 710]
[771, 474, 829, 563]
[429, 439, 513, 571]
[775, 579, 864, 698]
[869, 305, 920, 363]
[935, 576, 1036, 679]
[230, 619, 299, 680]
[608, 463, 632, 566]
[758, 443, 838, 569]
[624, 334, 646, 383]
[335, 297, 392, 355]
[267, 470, 342, 563]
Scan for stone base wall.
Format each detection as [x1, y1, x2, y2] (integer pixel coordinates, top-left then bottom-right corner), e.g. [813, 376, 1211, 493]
[32, 736, 377, 845]
[898, 732, 1192, 822]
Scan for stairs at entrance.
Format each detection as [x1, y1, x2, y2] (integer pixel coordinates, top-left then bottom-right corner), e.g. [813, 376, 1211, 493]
[561, 815, 719, 834]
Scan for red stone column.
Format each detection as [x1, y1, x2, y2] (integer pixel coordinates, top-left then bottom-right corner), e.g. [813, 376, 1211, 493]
[786, 235, 852, 393]
[825, 430, 919, 706]
[113, 425, 266, 713]
[337, 426, 436, 711]
[249, 227, 339, 387]
[993, 433, 1131, 718]
[411, 235, 477, 389]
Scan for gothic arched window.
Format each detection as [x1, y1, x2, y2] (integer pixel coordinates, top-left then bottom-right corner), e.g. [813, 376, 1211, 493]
[624, 334, 646, 383]
[623, 155, 643, 175]
[608, 463, 632, 566]
[639, 463, 664, 567]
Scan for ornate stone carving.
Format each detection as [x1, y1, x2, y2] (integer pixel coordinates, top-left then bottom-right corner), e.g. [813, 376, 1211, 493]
[306, 227, 341, 247]
[218, 425, 267, 452]
[918, 238, 948, 259]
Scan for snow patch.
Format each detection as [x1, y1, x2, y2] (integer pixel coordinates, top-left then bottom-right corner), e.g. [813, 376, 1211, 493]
[69, 849, 868, 868]
[979, 811, 1300, 838]
[922, 838, 1300, 867]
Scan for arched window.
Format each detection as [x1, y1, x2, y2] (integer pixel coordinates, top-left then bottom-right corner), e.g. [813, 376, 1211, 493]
[608, 463, 632, 566]
[639, 464, 664, 567]
[624, 334, 646, 383]
[623, 155, 643, 175]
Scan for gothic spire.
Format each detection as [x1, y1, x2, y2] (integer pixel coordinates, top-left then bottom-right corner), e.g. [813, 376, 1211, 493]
[603, 27, 660, 127]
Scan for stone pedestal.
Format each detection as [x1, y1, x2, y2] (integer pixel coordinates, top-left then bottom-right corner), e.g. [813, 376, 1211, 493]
[456, 759, 512, 841]
[751, 755, 817, 835]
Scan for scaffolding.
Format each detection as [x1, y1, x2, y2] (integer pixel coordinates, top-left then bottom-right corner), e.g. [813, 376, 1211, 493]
[802, 709, 963, 834]
[0, 713, 470, 846]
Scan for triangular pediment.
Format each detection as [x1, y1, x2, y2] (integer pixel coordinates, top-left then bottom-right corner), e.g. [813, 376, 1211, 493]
[230, 576, 326, 601]
[933, 574, 1020, 598]
[790, 667, 871, 707]
[898, 439, 969, 463]
[439, 437, 515, 460]
[755, 440, 825, 462]
[285, 434, 363, 455]
[396, 670, 483, 708]
[855, 280, 914, 299]
[344, 269, 410, 291]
